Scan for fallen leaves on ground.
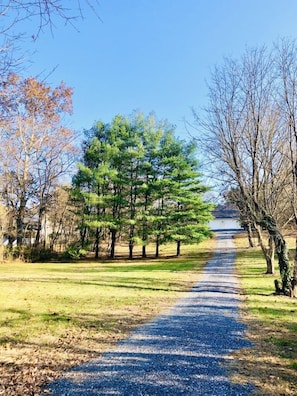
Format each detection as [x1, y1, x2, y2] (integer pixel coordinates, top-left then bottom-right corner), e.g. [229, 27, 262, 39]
[0, 329, 125, 396]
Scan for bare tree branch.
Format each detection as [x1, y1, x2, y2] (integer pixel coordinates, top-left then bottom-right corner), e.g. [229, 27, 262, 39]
[0, 0, 101, 38]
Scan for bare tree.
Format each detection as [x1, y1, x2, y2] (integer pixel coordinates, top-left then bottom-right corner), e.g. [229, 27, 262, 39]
[194, 45, 295, 294]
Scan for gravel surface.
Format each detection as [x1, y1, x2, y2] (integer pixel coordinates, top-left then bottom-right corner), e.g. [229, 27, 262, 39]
[43, 231, 254, 395]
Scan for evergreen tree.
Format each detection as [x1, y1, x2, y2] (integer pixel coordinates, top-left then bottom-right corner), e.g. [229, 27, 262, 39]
[166, 140, 213, 256]
[73, 113, 213, 259]
[73, 122, 118, 258]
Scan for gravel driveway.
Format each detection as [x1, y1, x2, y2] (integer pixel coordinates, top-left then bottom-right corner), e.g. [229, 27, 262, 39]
[43, 231, 254, 395]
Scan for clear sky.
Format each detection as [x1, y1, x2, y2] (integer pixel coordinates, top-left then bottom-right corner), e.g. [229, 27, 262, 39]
[21, 0, 297, 139]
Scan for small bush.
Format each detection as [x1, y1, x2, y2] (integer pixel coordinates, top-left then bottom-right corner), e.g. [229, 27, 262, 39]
[63, 246, 87, 260]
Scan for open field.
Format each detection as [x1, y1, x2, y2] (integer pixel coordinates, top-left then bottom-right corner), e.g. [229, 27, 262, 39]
[3, 233, 297, 396]
[0, 240, 215, 395]
[231, 233, 297, 396]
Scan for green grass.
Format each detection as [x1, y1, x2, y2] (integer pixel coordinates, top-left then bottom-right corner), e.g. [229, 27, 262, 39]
[0, 261, 190, 341]
[0, 240, 215, 395]
[0, 251, 211, 340]
[236, 248, 297, 323]
[233, 237, 297, 396]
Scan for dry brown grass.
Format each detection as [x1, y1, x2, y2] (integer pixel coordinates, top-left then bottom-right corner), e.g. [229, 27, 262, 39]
[229, 316, 297, 396]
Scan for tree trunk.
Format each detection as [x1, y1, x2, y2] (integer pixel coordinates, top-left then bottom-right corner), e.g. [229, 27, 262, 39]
[155, 235, 160, 258]
[142, 244, 147, 258]
[291, 237, 297, 298]
[35, 224, 41, 247]
[109, 229, 117, 259]
[266, 235, 275, 274]
[254, 224, 275, 274]
[16, 216, 24, 247]
[176, 240, 181, 256]
[247, 223, 255, 248]
[34, 205, 46, 248]
[80, 225, 88, 247]
[261, 215, 291, 295]
[49, 217, 64, 251]
[16, 196, 26, 246]
[129, 225, 134, 259]
[142, 217, 147, 258]
[129, 241, 133, 259]
[94, 227, 100, 259]
[275, 236, 291, 295]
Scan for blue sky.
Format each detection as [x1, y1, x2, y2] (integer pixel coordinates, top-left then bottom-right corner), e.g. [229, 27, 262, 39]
[22, 0, 297, 139]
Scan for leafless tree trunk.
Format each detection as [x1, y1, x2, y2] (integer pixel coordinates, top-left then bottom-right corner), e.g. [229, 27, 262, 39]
[275, 38, 297, 297]
[254, 224, 275, 274]
[0, 205, 9, 260]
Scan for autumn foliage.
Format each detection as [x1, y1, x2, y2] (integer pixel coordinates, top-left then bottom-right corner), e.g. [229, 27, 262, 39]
[0, 73, 76, 252]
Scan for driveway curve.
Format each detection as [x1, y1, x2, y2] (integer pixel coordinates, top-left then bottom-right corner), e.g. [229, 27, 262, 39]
[43, 231, 254, 395]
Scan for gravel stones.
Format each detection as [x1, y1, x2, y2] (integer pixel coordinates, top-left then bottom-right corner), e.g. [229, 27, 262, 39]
[43, 231, 254, 395]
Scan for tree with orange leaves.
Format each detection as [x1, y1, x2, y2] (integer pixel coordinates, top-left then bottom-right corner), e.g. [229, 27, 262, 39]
[0, 73, 76, 250]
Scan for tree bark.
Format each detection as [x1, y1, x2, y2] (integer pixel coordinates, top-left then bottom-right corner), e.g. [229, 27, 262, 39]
[94, 227, 100, 259]
[16, 217, 24, 247]
[129, 225, 134, 259]
[34, 205, 46, 247]
[109, 229, 117, 259]
[291, 237, 297, 298]
[275, 235, 291, 295]
[176, 240, 181, 257]
[266, 235, 275, 275]
[80, 226, 87, 248]
[155, 235, 160, 258]
[142, 244, 147, 258]
[254, 224, 275, 274]
[247, 223, 255, 248]
[16, 196, 26, 246]
[261, 215, 291, 295]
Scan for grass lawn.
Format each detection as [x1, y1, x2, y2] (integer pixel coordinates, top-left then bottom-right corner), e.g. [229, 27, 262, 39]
[0, 240, 215, 395]
[231, 233, 297, 396]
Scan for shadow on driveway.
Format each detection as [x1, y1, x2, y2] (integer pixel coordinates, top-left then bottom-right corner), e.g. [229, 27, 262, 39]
[43, 232, 254, 396]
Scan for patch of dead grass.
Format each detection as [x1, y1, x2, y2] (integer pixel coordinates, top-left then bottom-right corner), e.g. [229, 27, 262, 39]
[0, 322, 138, 395]
[0, 295, 181, 395]
[229, 312, 297, 396]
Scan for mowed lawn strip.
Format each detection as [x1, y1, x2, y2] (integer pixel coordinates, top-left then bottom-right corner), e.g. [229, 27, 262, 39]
[0, 239, 215, 396]
[231, 233, 297, 396]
